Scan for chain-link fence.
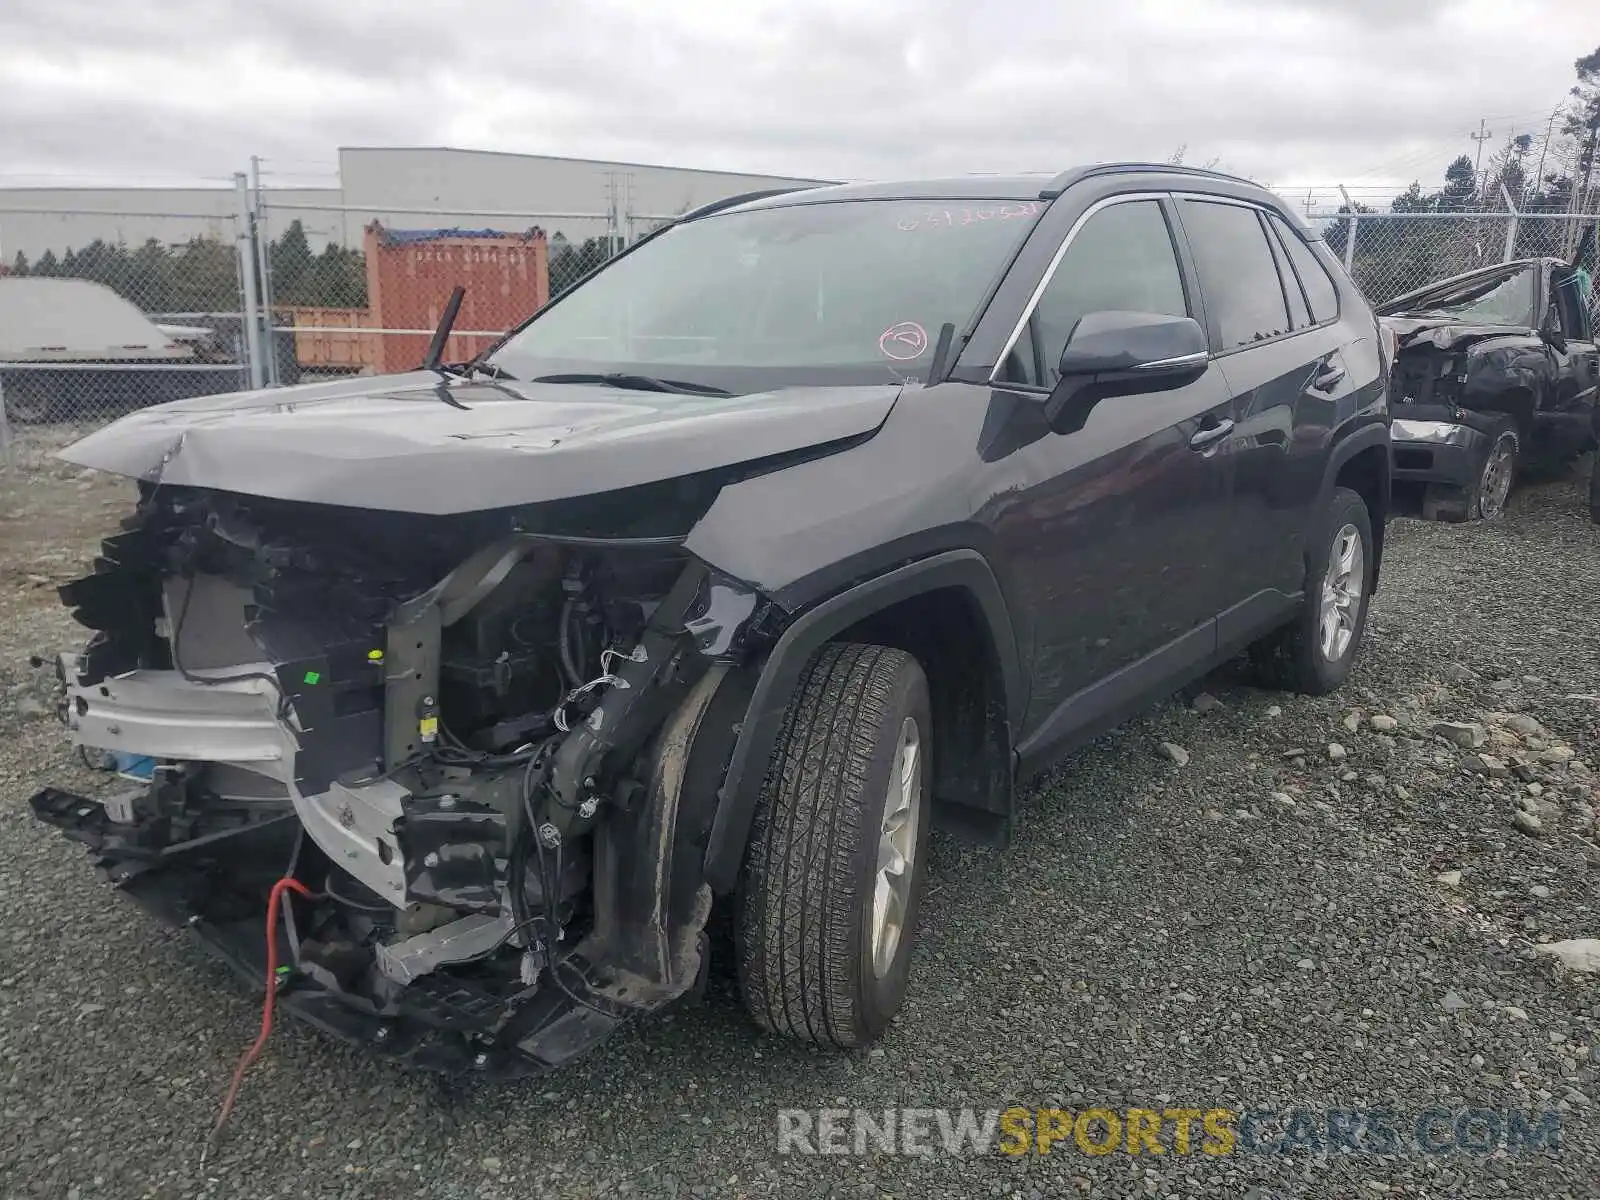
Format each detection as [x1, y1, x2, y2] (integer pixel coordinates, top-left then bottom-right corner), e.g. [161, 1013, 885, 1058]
[0, 196, 265, 464]
[1312, 210, 1599, 305]
[4, 180, 1596, 471]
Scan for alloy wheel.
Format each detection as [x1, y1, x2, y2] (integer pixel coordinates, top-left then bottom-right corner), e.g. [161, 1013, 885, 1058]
[1317, 523, 1364, 662]
[870, 716, 921, 978]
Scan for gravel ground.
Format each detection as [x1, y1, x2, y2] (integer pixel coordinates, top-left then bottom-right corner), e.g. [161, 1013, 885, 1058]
[1, 433, 1597, 1199]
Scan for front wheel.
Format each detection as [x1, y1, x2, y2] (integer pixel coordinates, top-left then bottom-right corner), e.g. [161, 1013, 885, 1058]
[1250, 486, 1374, 695]
[1423, 423, 1517, 522]
[735, 643, 932, 1050]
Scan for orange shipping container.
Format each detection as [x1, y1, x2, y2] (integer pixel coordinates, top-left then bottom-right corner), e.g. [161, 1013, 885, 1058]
[364, 223, 549, 374]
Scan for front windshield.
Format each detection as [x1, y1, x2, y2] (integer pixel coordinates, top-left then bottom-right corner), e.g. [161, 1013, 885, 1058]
[1395, 264, 1538, 327]
[488, 198, 1045, 388]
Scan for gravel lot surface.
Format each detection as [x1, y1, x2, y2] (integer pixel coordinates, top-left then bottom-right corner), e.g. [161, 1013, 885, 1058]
[1, 429, 1597, 1199]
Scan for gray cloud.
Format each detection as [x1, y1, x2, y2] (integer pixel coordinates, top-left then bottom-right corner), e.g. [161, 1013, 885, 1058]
[0, 0, 1589, 199]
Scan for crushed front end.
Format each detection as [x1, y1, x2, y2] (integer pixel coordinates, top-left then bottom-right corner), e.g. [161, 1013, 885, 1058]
[31, 482, 771, 1076]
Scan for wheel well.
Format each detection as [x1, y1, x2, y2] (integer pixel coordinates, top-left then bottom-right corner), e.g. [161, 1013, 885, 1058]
[835, 587, 1013, 840]
[1335, 443, 1388, 585]
[1499, 387, 1536, 442]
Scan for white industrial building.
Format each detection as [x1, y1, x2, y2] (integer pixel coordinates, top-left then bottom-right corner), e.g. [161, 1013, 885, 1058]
[0, 147, 835, 260]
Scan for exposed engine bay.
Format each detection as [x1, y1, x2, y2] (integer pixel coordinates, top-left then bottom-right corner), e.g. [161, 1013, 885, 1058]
[33, 481, 772, 1075]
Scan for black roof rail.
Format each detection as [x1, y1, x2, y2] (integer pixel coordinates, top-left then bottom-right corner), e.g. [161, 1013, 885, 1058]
[1038, 162, 1263, 200]
[678, 187, 816, 223]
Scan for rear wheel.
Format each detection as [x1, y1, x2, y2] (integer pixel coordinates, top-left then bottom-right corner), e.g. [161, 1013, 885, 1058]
[1589, 451, 1600, 525]
[1422, 422, 1517, 522]
[1250, 486, 1374, 695]
[735, 643, 931, 1050]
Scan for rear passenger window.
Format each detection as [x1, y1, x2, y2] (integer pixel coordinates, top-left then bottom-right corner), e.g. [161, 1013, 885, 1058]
[1268, 214, 1339, 324]
[1018, 200, 1189, 386]
[1179, 200, 1291, 349]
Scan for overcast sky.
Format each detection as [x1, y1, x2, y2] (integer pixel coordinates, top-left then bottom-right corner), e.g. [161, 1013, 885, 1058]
[0, 0, 1591, 204]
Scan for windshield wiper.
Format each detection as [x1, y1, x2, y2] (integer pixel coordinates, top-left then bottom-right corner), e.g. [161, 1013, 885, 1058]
[531, 372, 732, 397]
[418, 286, 518, 388]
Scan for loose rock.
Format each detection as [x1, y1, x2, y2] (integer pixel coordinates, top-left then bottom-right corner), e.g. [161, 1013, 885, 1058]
[1157, 742, 1190, 767]
[1369, 714, 1399, 732]
[1432, 721, 1487, 749]
[1533, 940, 1600, 974]
[1464, 752, 1510, 779]
[1501, 714, 1545, 738]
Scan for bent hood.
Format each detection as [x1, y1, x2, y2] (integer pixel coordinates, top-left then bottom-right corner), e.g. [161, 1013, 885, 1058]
[1379, 314, 1533, 354]
[59, 372, 904, 514]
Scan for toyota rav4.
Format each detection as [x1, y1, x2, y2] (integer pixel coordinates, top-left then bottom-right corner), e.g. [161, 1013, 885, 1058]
[29, 164, 1390, 1077]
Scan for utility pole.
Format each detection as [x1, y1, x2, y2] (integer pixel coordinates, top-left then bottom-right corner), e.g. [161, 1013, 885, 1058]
[1470, 118, 1493, 200]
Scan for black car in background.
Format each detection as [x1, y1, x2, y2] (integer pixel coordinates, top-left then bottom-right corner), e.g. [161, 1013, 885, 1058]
[1379, 257, 1599, 522]
[31, 164, 1390, 1076]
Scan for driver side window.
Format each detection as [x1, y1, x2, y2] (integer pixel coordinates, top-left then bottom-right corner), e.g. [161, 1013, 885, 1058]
[1001, 200, 1189, 387]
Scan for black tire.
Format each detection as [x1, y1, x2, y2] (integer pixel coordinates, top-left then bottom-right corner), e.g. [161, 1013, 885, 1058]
[1421, 422, 1518, 522]
[1589, 452, 1600, 525]
[1250, 486, 1374, 695]
[735, 643, 932, 1050]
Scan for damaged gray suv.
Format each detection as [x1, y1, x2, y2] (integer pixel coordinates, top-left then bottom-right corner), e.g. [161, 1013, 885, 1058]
[30, 164, 1390, 1076]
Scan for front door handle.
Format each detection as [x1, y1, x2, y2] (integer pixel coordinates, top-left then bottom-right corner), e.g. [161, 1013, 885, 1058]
[1189, 417, 1234, 450]
[1311, 362, 1347, 392]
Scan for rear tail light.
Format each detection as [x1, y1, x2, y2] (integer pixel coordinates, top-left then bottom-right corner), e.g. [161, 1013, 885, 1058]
[1378, 324, 1398, 375]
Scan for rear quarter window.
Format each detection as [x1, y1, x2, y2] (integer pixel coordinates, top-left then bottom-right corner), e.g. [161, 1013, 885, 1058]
[1268, 213, 1340, 324]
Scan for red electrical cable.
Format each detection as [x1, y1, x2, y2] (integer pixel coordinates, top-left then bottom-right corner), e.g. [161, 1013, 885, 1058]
[201, 876, 311, 1165]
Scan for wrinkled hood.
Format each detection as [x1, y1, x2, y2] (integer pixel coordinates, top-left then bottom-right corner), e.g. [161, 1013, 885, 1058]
[1378, 314, 1534, 354]
[59, 372, 904, 515]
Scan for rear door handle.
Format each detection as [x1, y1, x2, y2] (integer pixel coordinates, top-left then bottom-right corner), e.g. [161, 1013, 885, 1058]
[1189, 417, 1234, 450]
[1311, 363, 1347, 392]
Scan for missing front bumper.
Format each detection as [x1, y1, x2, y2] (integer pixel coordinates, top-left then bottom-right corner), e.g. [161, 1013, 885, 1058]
[1390, 420, 1489, 488]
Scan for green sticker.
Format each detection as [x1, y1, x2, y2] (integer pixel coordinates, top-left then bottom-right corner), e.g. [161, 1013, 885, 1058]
[275, 965, 291, 977]
[302, 670, 321, 685]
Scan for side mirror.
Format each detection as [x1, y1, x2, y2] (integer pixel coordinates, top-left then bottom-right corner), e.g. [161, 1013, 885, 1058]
[1044, 311, 1209, 432]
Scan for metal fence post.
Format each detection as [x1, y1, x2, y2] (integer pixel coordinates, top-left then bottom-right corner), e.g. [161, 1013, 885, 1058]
[1338, 186, 1359, 274]
[0, 216, 11, 470]
[1498, 182, 1520, 263]
[233, 173, 266, 390]
[0, 377, 13, 472]
[251, 156, 279, 386]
